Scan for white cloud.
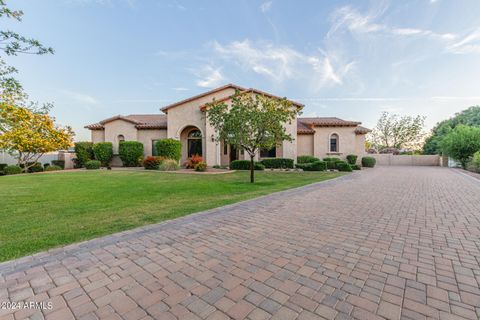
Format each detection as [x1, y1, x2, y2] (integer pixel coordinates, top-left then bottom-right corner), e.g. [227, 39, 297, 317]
[446, 29, 480, 54]
[194, 65, 225, 88]
[59, 89, 99, 105]
[260, 1, 272, 13]
[211, 39, 354, 89]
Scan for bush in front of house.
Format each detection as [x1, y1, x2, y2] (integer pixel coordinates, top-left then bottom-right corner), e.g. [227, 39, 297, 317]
[351, 164, 361, 170]
[323, 157, 341, 162]
[361, 156, 376, 168]
[260, 158, 294, 169]
[29, 163, 44, 173]
[85, 160, 101, 170]
[184, 154, 203, 169]
[230, 160, 265, 171]
[297, 155, 320, 164]
[119, 141, 144, 167]
[346, 155, 358, 165]
[143, 156, 161, 170]
[4, 165, 22, 175]
[194, 162, 207, 172]
[51, 160, 65, 169]
[296, 160, 327, 171]
[337, 161, 353, 172]
[45, 165, 62, 171]
[74, 142, 94, 167]
[155, 138, 181, 162]
[159, 159, 180, 171]
[93, 142, 113, 166]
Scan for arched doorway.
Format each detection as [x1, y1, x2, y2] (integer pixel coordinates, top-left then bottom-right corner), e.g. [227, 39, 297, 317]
[180, 126, 203, 164]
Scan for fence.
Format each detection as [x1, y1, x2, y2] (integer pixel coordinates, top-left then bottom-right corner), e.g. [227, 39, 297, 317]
[368, 154, 441, 166]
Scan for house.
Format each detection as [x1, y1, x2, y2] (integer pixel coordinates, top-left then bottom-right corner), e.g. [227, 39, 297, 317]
[85, 84, 370, 166]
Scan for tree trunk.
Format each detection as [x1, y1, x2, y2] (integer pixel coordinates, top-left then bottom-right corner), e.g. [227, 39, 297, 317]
[250, 155, 255, 183]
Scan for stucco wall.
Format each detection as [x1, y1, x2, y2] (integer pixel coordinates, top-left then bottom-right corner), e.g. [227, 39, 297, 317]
[137, 129, 167, 156]
[297, 134, 314, 157]
[369, 154, 440, 166]
[91, 130, 105, 144]
[103, 120, 138, 154]
[313, 127, 362, 160]
[282, 118, 297, 161]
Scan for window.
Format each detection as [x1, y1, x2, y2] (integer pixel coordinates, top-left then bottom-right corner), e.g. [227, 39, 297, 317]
[260, 146, 276, 158]
[117, 134, 125, 142]
[330, 134, 339, 152]
[188, 129, 202, 157]
[223, 143, 228, 155]
[152, 140, 160, 156]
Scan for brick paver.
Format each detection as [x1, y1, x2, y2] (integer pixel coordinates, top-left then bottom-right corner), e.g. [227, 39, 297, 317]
[1, 167, 480, 320]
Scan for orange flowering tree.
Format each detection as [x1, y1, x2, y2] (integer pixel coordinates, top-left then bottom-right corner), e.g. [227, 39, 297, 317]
[0, 103, 74, 172]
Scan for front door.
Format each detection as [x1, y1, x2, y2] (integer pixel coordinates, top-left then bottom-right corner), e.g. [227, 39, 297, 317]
[229, 145, 238, 162]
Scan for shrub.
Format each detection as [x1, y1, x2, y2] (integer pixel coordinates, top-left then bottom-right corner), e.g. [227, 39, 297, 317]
[323, 157, 341, 162]
[93, 142, 113, 166]
[213, 165, 228, 169]
[337, 162, 353, 172]
[159, 159, 179, 171]
[119, 141, 144, 167]
[346, 155, 358, 165]
[362, 156, 376, 168]
[297, 155, 320, 164]
[155, 139, 181, 161]
[0, 163, 7, 173]
[184, 154, 203, 169]
[45, 165, 62, 171]
[473, 151, 480, 169]
[351, 164, 361, 170]
[296, 160, 326, 171]
[51, 160, 65, 169]
[260, 158, 294, 169]
[85, 160, 101, 170]
[194, 162, 207, 172]
[43, 163, 50, 169]
[4, 165, 22, 175]
[143, 156, 161, 170]
[230, 160, 264, 170]
[74, 142, 94, 167]
[29, 163, 44, 173]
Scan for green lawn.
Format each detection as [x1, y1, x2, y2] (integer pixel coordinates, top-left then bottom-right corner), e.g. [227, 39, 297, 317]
[0, 170, 343, 262]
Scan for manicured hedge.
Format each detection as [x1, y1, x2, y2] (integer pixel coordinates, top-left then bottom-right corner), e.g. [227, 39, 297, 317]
[29, 163, 44, 173]
[296, 160, 327, 171]
[85, 160, 101, 170]
[45, 165, 62, 171]
[260, 158, 294, 169]
[337, 161, 353, 172]
[4, 165, 22, 175]
[51, 160, 65, 169]
[362, 156, 376, 168]
[297, 155, 320, 164]
[323, 157, 341, 162]
[346, 154, 358, 165]
[351, 164, 361, 170]
[230, 160, 265, 170]
[155, 139, 181, 161]
[74, 142, 94, 167]
[93, 142, 113, 166]
[119, 141, 144, 167]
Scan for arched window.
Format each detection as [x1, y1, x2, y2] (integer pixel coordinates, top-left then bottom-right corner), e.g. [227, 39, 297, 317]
[187, 129, 202, 157]
[330, 134, 339, 152]
[118, 134, 125, 142]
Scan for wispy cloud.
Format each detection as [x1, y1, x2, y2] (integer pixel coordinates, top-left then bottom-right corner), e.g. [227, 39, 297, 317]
[211, 39, 355, 89]
[430, 96, 480, 100]
[58, 89, 99, 105]
[260, 1, 272, 13]
[194, 65, 226, 88]
[446, 28, 480, 54]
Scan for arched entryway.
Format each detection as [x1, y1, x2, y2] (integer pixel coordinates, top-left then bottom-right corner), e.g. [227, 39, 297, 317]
[180, 126, 203, 164]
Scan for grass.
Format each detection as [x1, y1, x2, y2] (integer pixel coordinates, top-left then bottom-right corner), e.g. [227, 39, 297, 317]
[0, 170, 343, 262]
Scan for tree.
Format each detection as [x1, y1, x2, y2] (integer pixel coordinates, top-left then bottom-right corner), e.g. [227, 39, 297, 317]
[0, 103, 73, 172]
[440, 125, 480, 169]
[369, 112, 425, 151]
[424, 106, 480, 154]
[206, 91, 299, 183]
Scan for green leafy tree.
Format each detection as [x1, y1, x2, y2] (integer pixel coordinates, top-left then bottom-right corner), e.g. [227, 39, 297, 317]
[424, 106, 480, 154]
[206, 91, 299, 183]
[369, 112, 425, 151]
[440, 125, 480, 169]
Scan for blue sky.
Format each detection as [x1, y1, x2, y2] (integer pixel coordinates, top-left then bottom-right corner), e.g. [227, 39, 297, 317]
[4, 0, 480, 140]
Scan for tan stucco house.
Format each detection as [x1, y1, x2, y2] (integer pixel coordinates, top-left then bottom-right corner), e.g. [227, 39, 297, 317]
[85, 84, 370, 166]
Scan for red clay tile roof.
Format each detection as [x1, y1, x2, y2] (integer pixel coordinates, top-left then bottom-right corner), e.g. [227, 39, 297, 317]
[298, 117, 361, 127]
[355, 126, 371, 134]
[297, 120, 315, 134]
[85, 114, 167, 130]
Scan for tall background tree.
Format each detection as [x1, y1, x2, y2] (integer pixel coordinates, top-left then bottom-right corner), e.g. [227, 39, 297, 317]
[206, 92, 299, 183]
[423, 106, 480, 155]
[440, 125, 480, 169]
[368, 112, 425, 152]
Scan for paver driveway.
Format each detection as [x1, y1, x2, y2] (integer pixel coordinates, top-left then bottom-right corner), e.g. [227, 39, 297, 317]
[1, 167, 480, 320]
